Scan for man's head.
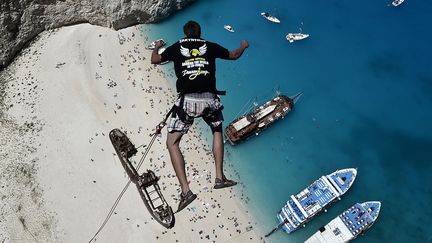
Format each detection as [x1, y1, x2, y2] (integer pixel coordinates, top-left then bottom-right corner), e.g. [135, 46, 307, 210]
[183, 21, 201, 38]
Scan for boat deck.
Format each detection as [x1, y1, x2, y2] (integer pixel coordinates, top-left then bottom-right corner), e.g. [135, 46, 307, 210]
[276, 169, 357, 234]
[224, 95, 294, 144]
[340, 202, 380, 237]
[305, 201, 381, 243]
[305, 217, 353, 243]
[327, 169, 356, 194]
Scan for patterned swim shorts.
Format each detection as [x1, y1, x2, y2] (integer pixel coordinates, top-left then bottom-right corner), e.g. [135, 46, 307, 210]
[167, 92, 224, 134]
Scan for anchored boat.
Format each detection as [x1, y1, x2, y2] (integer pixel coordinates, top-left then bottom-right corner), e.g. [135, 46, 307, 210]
[265, 168, 357, 237]
[224, 92, 302, 145]
[224, 25, 235, 33]
[305, 201, 381, 243]
[261, 12, 281, 23]
[392, 0, 404, 6]
[286, 33, 309, 43]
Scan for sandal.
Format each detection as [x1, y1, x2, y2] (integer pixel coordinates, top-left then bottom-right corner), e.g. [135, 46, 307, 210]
[177, 190, 197, 213]
[214, 177, 237, 189]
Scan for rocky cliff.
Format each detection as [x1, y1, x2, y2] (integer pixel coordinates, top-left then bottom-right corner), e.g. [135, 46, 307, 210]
[0, 0, 196, 70]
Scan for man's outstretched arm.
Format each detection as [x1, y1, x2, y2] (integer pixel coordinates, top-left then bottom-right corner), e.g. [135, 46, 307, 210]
[151, 40, 164, 64]
[228, 40, 249, 60]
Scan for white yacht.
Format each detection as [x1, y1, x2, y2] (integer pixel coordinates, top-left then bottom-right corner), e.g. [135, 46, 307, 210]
[224, 25, 235, 33]
[261, 12, 281, 23]
[392, 0, 404, 6]
[286, 33, 309, 43]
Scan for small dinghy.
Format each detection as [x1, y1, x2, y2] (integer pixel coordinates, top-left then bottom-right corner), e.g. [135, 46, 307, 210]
[224, 25, 235, 33]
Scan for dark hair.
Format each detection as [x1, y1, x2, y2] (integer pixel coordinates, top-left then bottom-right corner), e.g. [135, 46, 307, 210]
[183, 21, 201, 38]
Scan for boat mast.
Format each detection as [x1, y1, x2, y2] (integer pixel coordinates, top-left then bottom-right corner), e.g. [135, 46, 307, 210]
[274, 85, 281, 97]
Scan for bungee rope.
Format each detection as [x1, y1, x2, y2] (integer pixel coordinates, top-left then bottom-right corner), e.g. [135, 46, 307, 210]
[88, 109, 172, 243]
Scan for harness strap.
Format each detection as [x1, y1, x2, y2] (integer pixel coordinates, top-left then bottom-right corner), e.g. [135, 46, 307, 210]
[167, 92, 226, 125]
[171, 94, 190, 121]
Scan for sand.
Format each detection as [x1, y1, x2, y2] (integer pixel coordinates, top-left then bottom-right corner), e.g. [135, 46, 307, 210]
[0, 23, 264, 243]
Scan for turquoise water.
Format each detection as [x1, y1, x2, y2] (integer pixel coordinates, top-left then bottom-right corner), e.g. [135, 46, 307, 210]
[144, 0, 432, 242]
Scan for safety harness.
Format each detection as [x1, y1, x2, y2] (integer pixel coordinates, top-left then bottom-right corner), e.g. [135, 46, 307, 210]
[168, 90, 226, 124]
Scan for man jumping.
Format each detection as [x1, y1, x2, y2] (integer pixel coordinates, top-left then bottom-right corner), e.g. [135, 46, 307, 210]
[151, 20, 249, 212]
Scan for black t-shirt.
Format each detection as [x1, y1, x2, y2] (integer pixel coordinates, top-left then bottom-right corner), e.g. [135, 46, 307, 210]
[160, 38, 229, 94]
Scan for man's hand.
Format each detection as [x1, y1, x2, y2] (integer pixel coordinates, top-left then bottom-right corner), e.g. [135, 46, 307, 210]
[154, 40, 164, 49]
[151, 39, 166, 64]
[228, 40, 249, 60]
[240, 40, 249, 49]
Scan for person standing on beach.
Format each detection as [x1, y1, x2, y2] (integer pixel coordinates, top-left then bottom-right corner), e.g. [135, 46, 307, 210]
[151, 20, 249, 212]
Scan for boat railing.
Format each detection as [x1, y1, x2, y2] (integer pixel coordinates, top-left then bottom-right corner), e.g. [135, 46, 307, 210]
[290, 195, 308, 219]
[287, 201, 304, 222]
[281, 208, 297, 227]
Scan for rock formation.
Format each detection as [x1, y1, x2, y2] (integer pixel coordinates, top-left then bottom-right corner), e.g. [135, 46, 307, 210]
[0, 0, 196, 70]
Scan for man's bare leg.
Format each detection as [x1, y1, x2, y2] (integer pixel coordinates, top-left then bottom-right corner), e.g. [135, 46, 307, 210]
[166, 131, 190, 194]
[212, 130, 224, 180]
[212, 127, 237, 189]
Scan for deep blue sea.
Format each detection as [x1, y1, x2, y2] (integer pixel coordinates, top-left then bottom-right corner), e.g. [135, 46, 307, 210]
[143, 0, 432, 242]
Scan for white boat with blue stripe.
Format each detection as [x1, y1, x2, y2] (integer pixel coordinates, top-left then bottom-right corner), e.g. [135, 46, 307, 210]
[305, 201, 381, 243]
[265, 168, 357, 237]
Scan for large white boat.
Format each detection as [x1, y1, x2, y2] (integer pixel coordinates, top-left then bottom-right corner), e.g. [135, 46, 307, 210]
[392, 0, 404, 6]
[224, 25, 235, 33]
[286, 33, 310, 43]
[261, 12, 281, 23]
[265, 168, 357, 237]
[305, 201, 381, 243]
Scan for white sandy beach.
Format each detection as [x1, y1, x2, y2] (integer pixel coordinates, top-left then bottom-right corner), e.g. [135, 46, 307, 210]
[0, 24, 263, 242]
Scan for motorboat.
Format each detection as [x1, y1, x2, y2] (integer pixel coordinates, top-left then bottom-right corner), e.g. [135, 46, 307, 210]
[224, 25, 235, 33]
[261, 12, 281, 23]
[286, 33, 309, 43]
[392, 0, 404, 6]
